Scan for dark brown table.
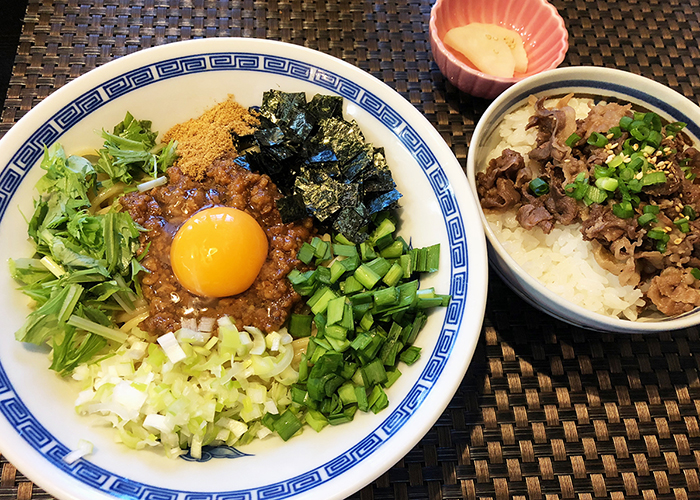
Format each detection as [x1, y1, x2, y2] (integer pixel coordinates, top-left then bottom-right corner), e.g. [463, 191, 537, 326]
[1, 1, 700, 499]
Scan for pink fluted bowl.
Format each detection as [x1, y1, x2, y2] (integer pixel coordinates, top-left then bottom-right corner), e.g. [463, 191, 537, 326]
[429, 0, 569, 99]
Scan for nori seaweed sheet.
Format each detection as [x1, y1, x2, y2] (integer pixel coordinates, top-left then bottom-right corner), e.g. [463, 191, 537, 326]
[236, 91, 402, 242]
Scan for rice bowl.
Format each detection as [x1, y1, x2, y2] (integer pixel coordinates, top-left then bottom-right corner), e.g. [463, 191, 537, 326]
[467, 66, 700, 333]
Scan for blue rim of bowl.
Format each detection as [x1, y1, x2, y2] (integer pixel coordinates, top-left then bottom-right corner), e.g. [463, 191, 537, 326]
[472, 67, 700, 331]
[0, 48, 472, 499]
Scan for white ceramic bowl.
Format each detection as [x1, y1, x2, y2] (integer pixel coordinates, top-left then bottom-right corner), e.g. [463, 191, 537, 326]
[0, 39, 488, 500]
[467, 65, 700, 333]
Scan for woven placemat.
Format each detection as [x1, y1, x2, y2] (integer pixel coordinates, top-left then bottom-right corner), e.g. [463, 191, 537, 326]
[2, 1, 700, 499]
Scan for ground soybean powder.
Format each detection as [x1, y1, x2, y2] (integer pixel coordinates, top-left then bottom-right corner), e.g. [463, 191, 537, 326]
[163, 96, 259, 179]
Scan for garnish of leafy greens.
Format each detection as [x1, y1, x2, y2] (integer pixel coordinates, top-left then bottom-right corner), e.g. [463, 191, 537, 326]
[9, 113, 176, 375]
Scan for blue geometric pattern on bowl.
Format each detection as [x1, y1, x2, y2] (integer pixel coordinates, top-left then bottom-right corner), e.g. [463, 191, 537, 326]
[180, 445, 252, 463]
[0, 51, 469, 499]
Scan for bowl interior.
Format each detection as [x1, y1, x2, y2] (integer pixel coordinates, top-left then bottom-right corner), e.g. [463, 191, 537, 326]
[467, 66, 700, 332]
[431, 0, 568, 77]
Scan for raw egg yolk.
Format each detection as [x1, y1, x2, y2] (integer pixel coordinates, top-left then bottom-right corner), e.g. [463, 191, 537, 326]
[170, 206, 268, 298]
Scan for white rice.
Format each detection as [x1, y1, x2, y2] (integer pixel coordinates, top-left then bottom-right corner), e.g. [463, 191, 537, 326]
[484, 98, 646, 320]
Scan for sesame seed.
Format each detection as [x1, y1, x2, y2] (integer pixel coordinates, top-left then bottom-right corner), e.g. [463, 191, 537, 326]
[665, 226, 673, 232]
[610, 143, 619, 149]
[655, 151, 663, 157]
[606, 154, 615, 163]
[666, 135, 674, 140]
[636, 172, 643, 179]
[675, 238, 683, 245]
[606, 133, 614, 139]
[633, 144, 639, 151]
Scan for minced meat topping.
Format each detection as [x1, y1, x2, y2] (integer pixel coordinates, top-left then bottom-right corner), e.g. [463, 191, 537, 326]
[120, 158, 314, 335]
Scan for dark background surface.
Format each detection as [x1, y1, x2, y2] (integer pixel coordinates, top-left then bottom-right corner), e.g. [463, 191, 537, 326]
[0, 1, 27, 110]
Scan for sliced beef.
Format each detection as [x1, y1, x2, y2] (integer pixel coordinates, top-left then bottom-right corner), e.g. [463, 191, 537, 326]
[577, 102, 632, 139]
[647, 267, 700, 316]
[591, 238, 641, 287]
[544, 177, 579, 225]
[526, 97, 577, 162]
[517, 201, 554, 232]
[477, 149, 531, 211]
[580, 204, 639, 243]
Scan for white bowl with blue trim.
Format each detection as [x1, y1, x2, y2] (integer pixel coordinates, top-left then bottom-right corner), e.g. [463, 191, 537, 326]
[466, 65, 700, 333]
[0, 38, 488, 500]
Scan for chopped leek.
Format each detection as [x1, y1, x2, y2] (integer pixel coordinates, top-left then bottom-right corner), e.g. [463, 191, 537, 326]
[73, 315, 299, 458]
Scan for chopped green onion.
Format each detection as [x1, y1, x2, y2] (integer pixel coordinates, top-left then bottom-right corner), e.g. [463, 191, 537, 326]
[612, 201, 634, 219]
[308, 287, 337, 315]
[326, 296, 346, 326]
[683, 205, 697, 220]
[529, 177, 550, 196]
[342, 275, 364, 294]
[647, 130, 663, 148]
[642, 144, 656, 156]
[627, 156, 645, 171]
[297, 242, 316, 264]
[692, 268, 700, 280]
[289, 314, 313, 338]
[647, 228, 668, 240]
[366, 257, 391, 278]
[584, 185, 607, 205]
[607, 154, 624, 169]
[361, 358, 388, 386]
[588, 132, 609, 148]
[565, 133, 581, 147]
[644, 112, 662, 132]
[329, 260, 346, 284]
[637, 213, 657, 226]
[641, 171, 666, 186]
[382, 262, 404, 287]
[594, 165, 614, 178]
[274, 409, 303, 441]
[332, 244, 358, 257]
[666, 122, 687, 136]
[643, 204, 660, 214]
[674, 217, 690, 233]
[595, 177, 619, 192]
[608, 126, 622, 139]
[619, 167, 634, 181]
[399, 346, 421, 365]
[619, 116, 634, 130]
[373, 286, 399, 308]
[354, 264, 382, 290]
[379, 240, 404, 259]
[627, 178, 643, 193]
